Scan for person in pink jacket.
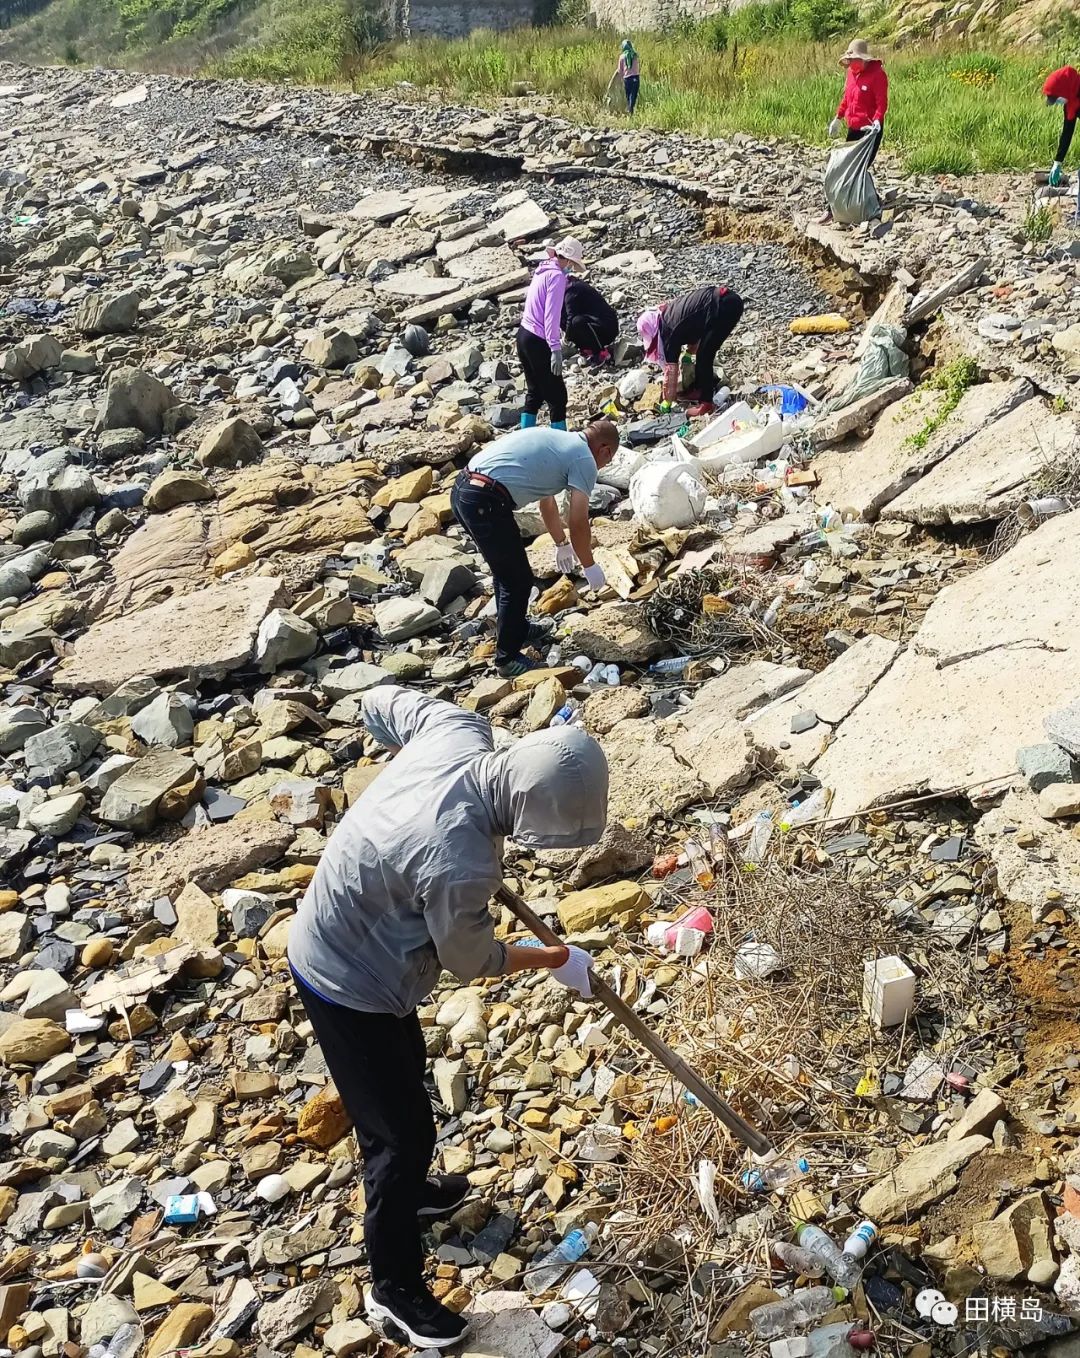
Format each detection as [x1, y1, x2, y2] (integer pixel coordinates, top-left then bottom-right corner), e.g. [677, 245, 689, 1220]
[517, 237, 585, 430]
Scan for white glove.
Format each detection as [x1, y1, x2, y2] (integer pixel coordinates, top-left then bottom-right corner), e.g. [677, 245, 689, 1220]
[868, 119, 881, 132]
[554, 542, 578, 573]
[828, 117, 844, 139]
[550, 348, 564, 378]
[551, 945, 593, 998]
[582, 563, 606, 590]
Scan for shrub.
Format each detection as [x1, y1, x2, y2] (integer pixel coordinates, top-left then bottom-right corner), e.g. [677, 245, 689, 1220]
[790, 0, 857, 41]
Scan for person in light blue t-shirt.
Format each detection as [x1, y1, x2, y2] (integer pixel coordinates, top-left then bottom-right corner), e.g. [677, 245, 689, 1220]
[450, 421, 619, 678]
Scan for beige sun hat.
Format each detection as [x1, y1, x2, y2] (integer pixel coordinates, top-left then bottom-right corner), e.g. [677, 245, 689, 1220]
[547, 236, 586, 270]
[840, 37, 875, 64]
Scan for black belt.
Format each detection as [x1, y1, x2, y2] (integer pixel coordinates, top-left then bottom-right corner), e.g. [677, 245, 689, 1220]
[462, 470, 512, 502]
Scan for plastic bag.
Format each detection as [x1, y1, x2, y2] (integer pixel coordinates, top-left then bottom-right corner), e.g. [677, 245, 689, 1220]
[597, 442, 648, 492]
[823, 131, 881, 225]
[617, 367, 650, 404]
[630, 459, 707, 530]
[820, 322, 909, 415]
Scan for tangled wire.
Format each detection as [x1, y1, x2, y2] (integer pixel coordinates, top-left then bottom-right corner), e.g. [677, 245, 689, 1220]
[642, 564, 775, 658]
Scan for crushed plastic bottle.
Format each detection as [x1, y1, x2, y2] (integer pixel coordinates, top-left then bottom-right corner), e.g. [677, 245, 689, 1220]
[771, 1241, 826, 1278]
[741, 1155, 809, 1193]
[797, 1223, 863, 1288]
[762, 594, 783, 629]
[586, 661, 609, 685]
[744, 811, 774, 865]
[546, 644, 563, 667]
[87, 1325, 142, 1358]
[806, 1322, 866, 1355]
[603, 663, 621, 686]
[524, 1223, 599, 1295]
[780, 788, 829, 832]
[750, 1286, 845, 1339]
[549, 703, 579, 728]
[708, 821, 729, 862]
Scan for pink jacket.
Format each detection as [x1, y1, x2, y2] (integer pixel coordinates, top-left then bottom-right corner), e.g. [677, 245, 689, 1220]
[521, 256, 568, 351]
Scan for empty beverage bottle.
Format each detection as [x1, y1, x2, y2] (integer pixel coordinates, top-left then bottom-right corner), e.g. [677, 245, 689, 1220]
[524, 1222, 598, 1295]
[683, 837, 714, 890]
[751, 1287, 844, 1339]
[741, 1155, 809, 1193]
[649, 656, 692, 675]
[549, 703, 578, 728]
[842, 1221, 877, 1262]
[744, 811, 774, 865]
[797, 1223, 863, 1288]
[772, 1241, 826, 1278]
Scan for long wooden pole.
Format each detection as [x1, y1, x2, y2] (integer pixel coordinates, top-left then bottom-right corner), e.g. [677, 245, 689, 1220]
[495, 885, 773, 1157]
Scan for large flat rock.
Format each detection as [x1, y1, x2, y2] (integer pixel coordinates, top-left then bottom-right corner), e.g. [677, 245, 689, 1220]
[56, 577, 287, 694]
[373, 271, 462, 301]
[813, 510, 1080, 816]
[600, 717, 705, 822]
[813, 379, 1032, 521]
[747, 635, 899, 771]
[445, 245, 520, 282]
[882, 397, 1077, 525]
[351, 225, 436, 266]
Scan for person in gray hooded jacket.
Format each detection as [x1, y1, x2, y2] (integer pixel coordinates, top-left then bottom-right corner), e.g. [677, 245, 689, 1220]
[288, 684, 608, 1350]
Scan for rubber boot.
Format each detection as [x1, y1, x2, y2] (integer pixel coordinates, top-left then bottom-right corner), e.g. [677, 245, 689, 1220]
[552, 420, 567, 431]
[520, 412, 537, 429]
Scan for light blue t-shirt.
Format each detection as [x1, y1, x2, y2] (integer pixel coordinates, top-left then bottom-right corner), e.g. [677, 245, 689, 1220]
[467, 428, 598, 509]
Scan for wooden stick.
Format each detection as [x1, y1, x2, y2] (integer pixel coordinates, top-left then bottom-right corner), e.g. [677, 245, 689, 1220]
[495, 885, 773, 1157]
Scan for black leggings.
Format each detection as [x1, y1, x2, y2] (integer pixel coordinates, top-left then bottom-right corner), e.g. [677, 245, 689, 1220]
[662, 290, 745, 402]
[847, 123, 883, 167]
[292, 971, 435, 1293]
[517, 325, 567, 423]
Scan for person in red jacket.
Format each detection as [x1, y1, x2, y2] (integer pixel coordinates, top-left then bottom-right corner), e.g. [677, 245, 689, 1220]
[830, 38, 888, 166]
[1043, 66, 1080, 187]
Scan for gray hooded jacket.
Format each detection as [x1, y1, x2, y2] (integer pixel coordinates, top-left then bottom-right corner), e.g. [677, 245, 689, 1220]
[288, 686, 609, 1016]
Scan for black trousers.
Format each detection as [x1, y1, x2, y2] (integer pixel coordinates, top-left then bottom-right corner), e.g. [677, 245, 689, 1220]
[451, 473, 533, 665]
[517, 325, 567, 423]
[624, 75, 640, 113]
[694, 291, 743, 401]
[847, 123, 883, 166]
[293, 971, 434, 1292]
[564, 314, 618, 355]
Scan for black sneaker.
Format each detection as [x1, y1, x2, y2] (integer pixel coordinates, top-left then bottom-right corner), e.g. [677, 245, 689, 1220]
[366, 1284, 468, 1350]
[418, 1174, 471, 1218]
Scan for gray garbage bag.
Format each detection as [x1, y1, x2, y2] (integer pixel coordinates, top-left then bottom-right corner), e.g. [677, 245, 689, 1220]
[819, 323, 909, 415]
[823, 132, 881, 225]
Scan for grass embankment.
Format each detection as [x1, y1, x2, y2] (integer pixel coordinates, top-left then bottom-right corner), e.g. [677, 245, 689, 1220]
[0, 0, 1071, 175]
[350, 32, 1067, 175]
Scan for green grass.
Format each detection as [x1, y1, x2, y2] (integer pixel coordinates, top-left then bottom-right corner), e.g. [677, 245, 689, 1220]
[349, 28, 1069, 174]
[0, 0, 1070, 175]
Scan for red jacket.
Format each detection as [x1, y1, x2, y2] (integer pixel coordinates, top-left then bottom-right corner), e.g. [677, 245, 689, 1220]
[838, 60, 888, 130]
[1044, 66, 1080, 122]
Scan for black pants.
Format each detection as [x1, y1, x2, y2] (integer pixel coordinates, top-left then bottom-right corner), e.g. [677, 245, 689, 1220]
[564, 314, 618, 356]
[293, 972, 434, 1292]
[517, 325, 567, 423]
[624, 75, 640, 113]
[678, 293, 744, 402]
[847, 123, 883, 166]
[451, 473, 533, 665]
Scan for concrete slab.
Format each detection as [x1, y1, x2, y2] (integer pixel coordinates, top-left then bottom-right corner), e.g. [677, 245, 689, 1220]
[813, 509, 1080, 816]
[747, 635, 899, 771]
[812, 378, 913, 447]
[813, 379, 1034, 521]
[882, 397, 1077, 525]
[454, 1290, 563, 1358]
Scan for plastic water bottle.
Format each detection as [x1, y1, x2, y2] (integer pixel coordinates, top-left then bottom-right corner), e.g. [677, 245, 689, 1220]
[762, 594, 783, 629]
[524, 1223, 598, 1294]
[649, 656, 692, 675]
[88, 1326, 142, 1358]
[549, 704, 578, 727]
[603, 664, 620, 686]
[772, 1241, 826, 1278]
[586, 661, 608, 685]
[843, 1221, 877, 1261]
[744, 811, 774, 865]
[546, 645, 562, 667]
[797, 1223, 862, 1288]
[741, 1155, 809, 1193]
[751, 1287, 844, 1339]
